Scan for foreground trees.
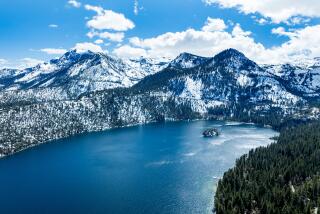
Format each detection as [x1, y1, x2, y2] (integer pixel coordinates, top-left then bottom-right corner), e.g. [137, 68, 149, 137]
[215, 122, 320, 214]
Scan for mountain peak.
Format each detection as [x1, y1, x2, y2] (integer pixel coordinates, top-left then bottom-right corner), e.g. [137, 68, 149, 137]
[59, 50, 82, 62]
[169, 52, 211, 69]
[58, 49, 104, 65]
[213, 48, 258, 70]
[214, 48, 246, 61]
[177, 52, 197, 58]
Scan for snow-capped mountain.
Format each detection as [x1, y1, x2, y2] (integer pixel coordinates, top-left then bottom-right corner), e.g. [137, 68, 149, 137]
[0, 50, 170, 105]
[168, 52, 211, 69]
[0, 48, 320, 157]
[134, 49, 302, 108]
[0, 50, 170, 95]
[263, 58, 320, 98]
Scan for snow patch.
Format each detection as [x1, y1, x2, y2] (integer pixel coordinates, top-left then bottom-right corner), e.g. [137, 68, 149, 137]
[180, 77, 202, 99]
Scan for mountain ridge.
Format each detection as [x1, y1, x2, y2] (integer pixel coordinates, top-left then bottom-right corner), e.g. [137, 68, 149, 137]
[0, 48, 320, 157]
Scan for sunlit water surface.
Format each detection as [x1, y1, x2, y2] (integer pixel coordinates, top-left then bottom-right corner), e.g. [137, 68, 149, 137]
[0, 121, 277, 214]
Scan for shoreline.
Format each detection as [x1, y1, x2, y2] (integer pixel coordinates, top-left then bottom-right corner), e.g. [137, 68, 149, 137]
[0, 118, 267, 159]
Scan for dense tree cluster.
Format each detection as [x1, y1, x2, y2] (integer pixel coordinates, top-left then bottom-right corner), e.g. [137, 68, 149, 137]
[214, 122, 320, 213]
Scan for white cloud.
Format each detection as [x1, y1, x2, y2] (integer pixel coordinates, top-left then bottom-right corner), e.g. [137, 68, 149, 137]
[288, 17, 311, 25]
[113, 45, 147, 58]
[84, 4, 103, 14]
[231, 23, 251, 36]
[40, 48, 67, 55]
[114, 18, 320, 64]
[86, 31, 96, 39]
[202, 17, 227, 32]
[271, 27, 296, 37]
[0, 59, 8, 64]
[73, 42, 104, 53]
[268, 25, 320, 62]
[94, 39, 104, 44]
[85, 4, 135, 31]
[68, 0, 81, 8]
[133, 0, 143, 15]
[0, 58, 44, 69]
[134, 0, 139, 15]
[48, 24, 59, 28]
[0, 59, 8, 68]
[126, 22, 260, 60]
[257, 18, 267, 25]
[203, 0, 320, 24]
[98, 32, 125, 42]
[20, 58, 44, 68]
[87, 31, 125, 42]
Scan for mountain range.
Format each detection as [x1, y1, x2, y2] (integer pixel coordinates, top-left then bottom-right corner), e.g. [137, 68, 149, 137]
[0, 48, 319, 157]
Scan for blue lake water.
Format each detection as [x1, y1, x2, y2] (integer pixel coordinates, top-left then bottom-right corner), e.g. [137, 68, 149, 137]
[0, 121, 277, 214]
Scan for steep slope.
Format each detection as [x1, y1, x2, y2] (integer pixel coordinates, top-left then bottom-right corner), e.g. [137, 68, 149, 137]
[263, 58, 320, 99]
[0, 49, 319, 157]
[168, 52, 211, 69]
[0, 50, 170, 105]
[0, 50, 169, 95]
[134, 49, 301, 108]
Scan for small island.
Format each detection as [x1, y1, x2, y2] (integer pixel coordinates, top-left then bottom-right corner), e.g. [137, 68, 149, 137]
[202, 128, 220, 137]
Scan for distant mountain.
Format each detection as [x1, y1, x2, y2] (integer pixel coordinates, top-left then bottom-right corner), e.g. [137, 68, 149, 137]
[263, 58, 320, 98]
[0, 48, 320, 157]
[0, 50, 170, 105]
[0, 50, 170, 96]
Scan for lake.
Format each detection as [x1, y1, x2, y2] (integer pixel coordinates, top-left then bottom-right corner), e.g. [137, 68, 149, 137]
[0, 121, 277, 214]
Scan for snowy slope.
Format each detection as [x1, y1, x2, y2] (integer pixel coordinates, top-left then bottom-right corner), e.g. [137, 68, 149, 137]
[168, 52, 211, 69]
[1, 48, 320, 157]
[263, 57, 320, 97]
[0, 50, 170, 96]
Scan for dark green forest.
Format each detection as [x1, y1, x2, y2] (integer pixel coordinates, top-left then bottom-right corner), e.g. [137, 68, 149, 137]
[214, 122, 320, 214]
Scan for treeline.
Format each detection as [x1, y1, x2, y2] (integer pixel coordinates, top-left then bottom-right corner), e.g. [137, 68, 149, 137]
[214, 122, 320, 213]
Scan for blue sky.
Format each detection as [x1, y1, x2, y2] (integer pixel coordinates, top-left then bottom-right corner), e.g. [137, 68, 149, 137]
[0, 0, 320, 68]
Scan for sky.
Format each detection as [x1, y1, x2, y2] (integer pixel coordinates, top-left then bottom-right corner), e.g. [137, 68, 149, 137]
[0, 0, 320, 68]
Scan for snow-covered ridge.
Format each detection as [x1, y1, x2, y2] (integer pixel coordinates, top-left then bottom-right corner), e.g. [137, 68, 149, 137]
[168, 52, 211, 69]
[0, 48, 320, 157]
[1, 48, 320, 100]
[0, 50, 171, 96]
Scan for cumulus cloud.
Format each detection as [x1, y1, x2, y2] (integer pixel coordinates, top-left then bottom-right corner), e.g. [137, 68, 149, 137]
[257, 18, 267, 25]
[203, 0, 320, 24]
[84, 4, 103, 14]
[94, 39, 104, 44]
[99, 32, 124, 42]
[20, 58, 44, 68]
[87, 31, 125, 42]
[68, 0, 81, 8]
[48, 24, 59, 28]
[271, 27, 296, 37]
[85, 4, 135, 31]
[40, 48, 67, 55]
[113, 45, 147, 58]
[202, 17, 227, 32]
[73, 42, 104, 53]
[268, 25, 320, 62]
[232, 23, 251, 36]
[121, 21, 262, 60]
[113, 17, 320, 64]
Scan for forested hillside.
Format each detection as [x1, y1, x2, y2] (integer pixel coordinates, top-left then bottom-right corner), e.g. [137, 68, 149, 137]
[214, 122, 320, 213]
[1, 49, 320, 157]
